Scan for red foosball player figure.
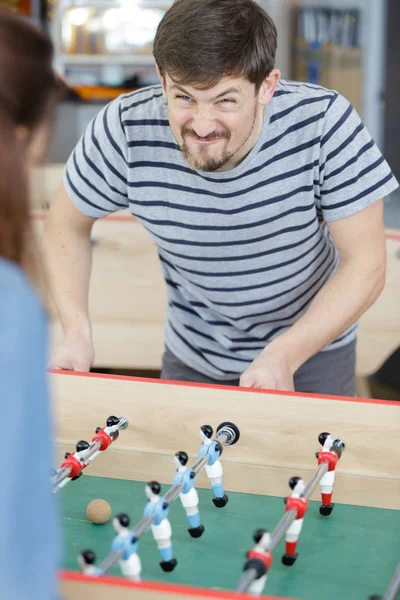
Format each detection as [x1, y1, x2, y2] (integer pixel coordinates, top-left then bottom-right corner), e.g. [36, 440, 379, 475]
[88, 416, 121, 463]
[316, 432, 345, 516]
[282, 476, 308, 566]
[59, 439, 90, 488]
[244, 529, 273, 595]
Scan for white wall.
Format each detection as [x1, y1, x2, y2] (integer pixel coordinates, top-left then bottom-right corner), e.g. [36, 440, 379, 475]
[259, 0, 294, 79]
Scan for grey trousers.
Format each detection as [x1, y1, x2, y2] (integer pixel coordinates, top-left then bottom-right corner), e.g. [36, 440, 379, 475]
[161, 340, 356, 397]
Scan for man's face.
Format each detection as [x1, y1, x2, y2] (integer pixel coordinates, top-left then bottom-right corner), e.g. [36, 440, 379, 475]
[161, 74, 264, 172]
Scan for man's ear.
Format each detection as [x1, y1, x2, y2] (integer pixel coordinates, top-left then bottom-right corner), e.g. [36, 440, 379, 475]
[258, 68, 281, 106]
[156, 65, 167, 99]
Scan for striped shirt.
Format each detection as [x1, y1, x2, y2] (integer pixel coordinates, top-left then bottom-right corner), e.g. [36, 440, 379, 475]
[65, 80, 399, 380]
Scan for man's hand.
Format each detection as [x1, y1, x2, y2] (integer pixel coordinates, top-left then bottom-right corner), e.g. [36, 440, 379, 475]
[50, 330, 94, 372]
[239, 344, 295, 391]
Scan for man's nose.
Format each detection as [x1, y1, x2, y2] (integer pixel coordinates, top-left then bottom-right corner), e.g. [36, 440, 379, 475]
[190, 109, 217, 138]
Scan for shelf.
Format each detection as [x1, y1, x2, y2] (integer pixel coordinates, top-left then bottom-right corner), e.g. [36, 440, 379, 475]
[58, 53, 156, 66]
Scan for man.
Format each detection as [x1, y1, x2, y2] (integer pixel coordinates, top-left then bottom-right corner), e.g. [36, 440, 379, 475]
[43, 0, 398, 395]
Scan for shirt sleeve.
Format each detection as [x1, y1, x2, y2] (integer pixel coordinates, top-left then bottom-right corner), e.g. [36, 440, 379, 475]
[316, 93, 399, 221]
[0, 263, 59, 600]
[64, 96, 130, 218]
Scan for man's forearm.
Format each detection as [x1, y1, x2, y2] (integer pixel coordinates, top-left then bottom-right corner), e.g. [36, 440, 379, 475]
[42, 206, 93, 338]
[270, 259, 386, 373]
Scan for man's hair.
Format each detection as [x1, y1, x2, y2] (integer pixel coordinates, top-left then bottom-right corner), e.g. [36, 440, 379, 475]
[153, 0, 277, 92]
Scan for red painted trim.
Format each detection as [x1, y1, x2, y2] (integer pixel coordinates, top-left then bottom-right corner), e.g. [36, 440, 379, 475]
[59, 570, 295, 599]
[49, 369, 399, 407]
[385, 232, 400, 241]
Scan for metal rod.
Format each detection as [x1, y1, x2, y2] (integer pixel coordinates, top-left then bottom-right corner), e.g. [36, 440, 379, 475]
[130, 516, 156, 539]
[302, 462, 328, 500]
[260, 460, 329, 555]
[52, 416, 128, 493]
[98, 550, 124, 574]
[52, 466, 71, 488]
[236, 569, 259, 594]
[383, 562, 400, 600]
[51, 442, 101, 493]
[236, 458, 331, 594]
[163, 484, 185, 506]
[259, 460, 329, 556]
[82, 441, 102, 462]
[97, 427, 231, 574]
[269, 510, 297, 553]
[216, 431, 229, 447]
[190, 456, 210, 476]
[117, 417, 129, 430]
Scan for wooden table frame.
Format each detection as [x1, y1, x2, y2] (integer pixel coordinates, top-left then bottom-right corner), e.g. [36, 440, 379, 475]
[52, 370, 400, 599]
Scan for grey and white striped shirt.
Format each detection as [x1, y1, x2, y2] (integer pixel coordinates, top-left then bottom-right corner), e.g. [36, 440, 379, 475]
[65, 80, 398, 379]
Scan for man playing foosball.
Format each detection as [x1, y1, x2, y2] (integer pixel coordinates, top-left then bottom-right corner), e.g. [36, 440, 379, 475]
[44, 0, 398, 395]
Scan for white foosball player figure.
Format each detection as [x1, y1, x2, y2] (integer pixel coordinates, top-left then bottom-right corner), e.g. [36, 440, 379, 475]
[173, 451, 204, 538]
[316, 432, 345, 516]
[111, 513, 142, 581]
[143, 481, 177, 572]
[199, 425, 227, 507]
[282, 477, 308, 566]
[77, 549, 103, 576]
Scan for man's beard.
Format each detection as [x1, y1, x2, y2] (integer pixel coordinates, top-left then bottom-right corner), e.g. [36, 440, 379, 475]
[180, 128, 231, 172]
[179, 107, 258, 172]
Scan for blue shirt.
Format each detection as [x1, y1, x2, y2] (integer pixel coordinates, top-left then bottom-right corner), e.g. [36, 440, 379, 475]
[0, 259, 59, 599]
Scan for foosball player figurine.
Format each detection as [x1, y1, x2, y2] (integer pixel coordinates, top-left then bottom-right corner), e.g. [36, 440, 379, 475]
[199, 425, 228, 507]
[173, 451, 205, 538]
[60, 439, 90, 486]
[90, 416, 121, 460]
[77, 549, 103, 576]
[315, 432, 334, 460]
[316, 432, 345, 516]
[144, 481, 177, 572]
[282, 477, 308, 566]
[243, 529, 273, 596]
[111, 513, 142, 581]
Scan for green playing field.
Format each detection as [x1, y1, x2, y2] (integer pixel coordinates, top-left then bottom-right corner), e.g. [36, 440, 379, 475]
[60, 475, 400, 599]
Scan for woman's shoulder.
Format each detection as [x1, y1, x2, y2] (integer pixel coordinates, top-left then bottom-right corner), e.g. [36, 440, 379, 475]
[0, 258, 43, 318]
[0, 259, 47, 369]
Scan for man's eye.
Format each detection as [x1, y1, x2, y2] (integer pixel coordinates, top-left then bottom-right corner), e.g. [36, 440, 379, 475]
[219, 98, 235, 104]
[177, 95, 191, 101]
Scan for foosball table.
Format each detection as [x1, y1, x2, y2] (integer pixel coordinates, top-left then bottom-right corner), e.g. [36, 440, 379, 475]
[51, 371, 400, 600]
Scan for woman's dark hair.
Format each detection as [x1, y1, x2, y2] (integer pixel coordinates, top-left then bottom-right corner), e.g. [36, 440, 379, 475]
[0, 11, 58, 269]
[153, 0, 277, 92]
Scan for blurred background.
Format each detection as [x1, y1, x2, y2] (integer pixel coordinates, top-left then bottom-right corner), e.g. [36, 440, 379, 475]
[6, 0, 399, 222]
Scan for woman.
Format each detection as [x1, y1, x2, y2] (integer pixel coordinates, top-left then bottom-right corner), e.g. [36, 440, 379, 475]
[0, 11, 60, 599]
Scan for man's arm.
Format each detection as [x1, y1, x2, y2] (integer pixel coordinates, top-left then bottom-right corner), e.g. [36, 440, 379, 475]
[240, 200, 386, 389]
[42, 183, 97, 371]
